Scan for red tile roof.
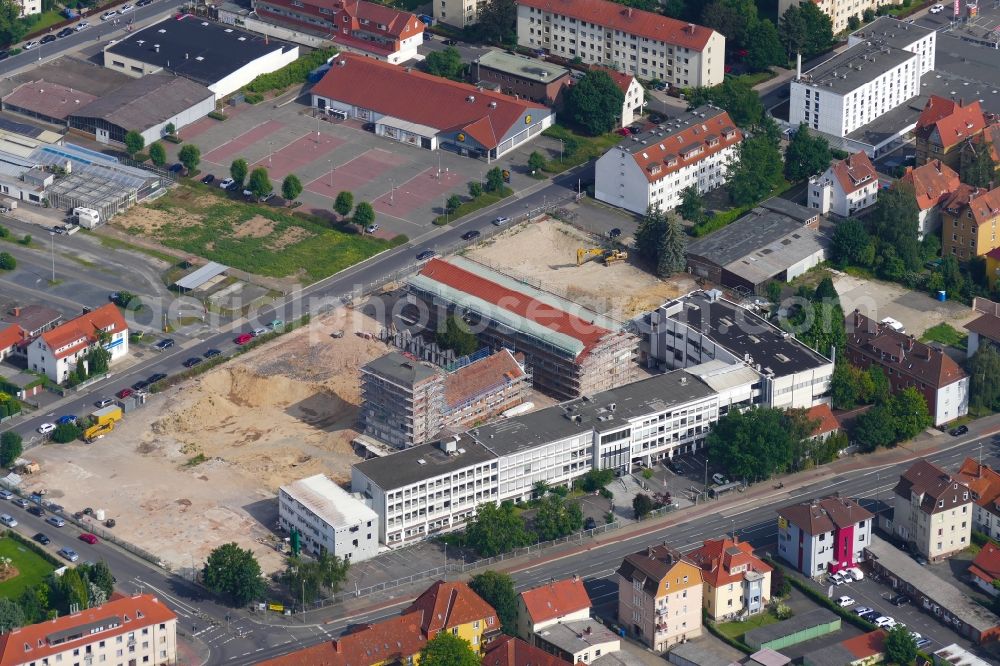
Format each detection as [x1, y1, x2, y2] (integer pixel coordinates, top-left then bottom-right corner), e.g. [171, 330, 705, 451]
[516, 0, 717, 51]
[943, 184, 1000, 227]
[806, 403, 839, 436]
[0, 595, 175, 666]
[483, 635, 576, 666]
[627, 108, 742, 184]
[416, 259, 612, 359]
[956, 458, 1000, 513]
[0, 325, 24, 352]
[444, 348, 526, 409]
[312, 54, 547, 151]
[520, 577, 592, 625]
[978, 124, 1000, 164]
[916, 96, 987, 150]
[37, 303, 127, 360]
[687, 537, 771, 588]
[840, 630, 887, 660]
[831, 151, 877, 195]
[405, 581, 498, 638]
[777, 496, 872, 536]
[258, 0, 422, 43]
[969, 542, 1000, 585]
[899, 160, 961, 211]
[591, 66, 636, 95]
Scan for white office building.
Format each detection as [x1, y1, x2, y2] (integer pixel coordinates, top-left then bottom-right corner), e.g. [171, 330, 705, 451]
[595, 106, 742, 215]
[278, 474, 379, 562]
[515, 0, 725, 88]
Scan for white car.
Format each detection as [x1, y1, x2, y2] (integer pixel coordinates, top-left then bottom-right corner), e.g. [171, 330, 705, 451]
[22, 41, 38, 50]
[712, 473, 729, 485]
[119, 3, 133, 11]
[37, 423, 56, 434]
[847, 566, 864, 581]
[929, 3, 945, 13]
[365, 223, 379, 233]
[0, 514, 16, 528]
[75, 20, 89, 30]
[836, 596, 855, 607]
[100, 10, 117, 20]
[218, 177, 235, 189]
[874, 616, 896, 628]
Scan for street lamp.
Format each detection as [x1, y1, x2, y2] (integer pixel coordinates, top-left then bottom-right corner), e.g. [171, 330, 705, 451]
[329, 159, 334, 191]
[48, 231, 55, 282]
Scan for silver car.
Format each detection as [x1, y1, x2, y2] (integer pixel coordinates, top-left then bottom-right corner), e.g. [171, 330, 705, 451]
[58, 547, 79, 562]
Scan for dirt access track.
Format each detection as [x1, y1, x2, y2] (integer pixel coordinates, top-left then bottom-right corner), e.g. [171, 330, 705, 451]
[465, 218, 696, 321]
[22, 310, 390, 575]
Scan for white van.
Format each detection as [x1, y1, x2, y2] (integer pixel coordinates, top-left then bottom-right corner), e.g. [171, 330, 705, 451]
[0, 513, 17, 527]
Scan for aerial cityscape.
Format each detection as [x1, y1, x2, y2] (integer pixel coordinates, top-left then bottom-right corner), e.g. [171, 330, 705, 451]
[0, 0, 999, 664]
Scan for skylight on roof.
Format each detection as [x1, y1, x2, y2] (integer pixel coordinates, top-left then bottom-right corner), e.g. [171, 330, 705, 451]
[195, 56, 204, 61]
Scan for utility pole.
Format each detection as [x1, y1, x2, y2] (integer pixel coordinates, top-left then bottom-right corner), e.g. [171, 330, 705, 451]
[48, 232, 55, 282]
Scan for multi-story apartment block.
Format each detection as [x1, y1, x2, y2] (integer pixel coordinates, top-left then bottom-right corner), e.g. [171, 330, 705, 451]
[687, 537, 772, 621]
[941, 184, 1000, 261]
[898, 159, 962, 239]
[616, 544, 703, 651]
[779, 0, 896, 35]
[777, 496, 873, 577]
[352, 367, 755, 547]
[892, 459, 973, 561]
[515, 0, 725, 88]
[360, 349, 529, 448]
[808, 150, 878, 217]
[594, 106, 742, 215]
[915, 96, 986, 170]
[846, 311, 969, 426]
[406, 257, 637, 400]
[252, 0, 425, 64]
[961, 122, 1000, 183]
[956, 457, 1000, 542]
[278, 474, 378, 562]
[407, 580, 501, 650]
[435, 0, 486, 28]
[0, 594, 177, 666]
[847, 17, 935, 75]
[14, 0, 40, 16]
[517, 577, 592, 641]
[26, 303, 128, 384]
[634, 290, 834, 410]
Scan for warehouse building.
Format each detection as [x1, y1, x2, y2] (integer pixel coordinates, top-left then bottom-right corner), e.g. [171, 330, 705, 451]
[472, 50, 571, 105]
[2, 80, 97, 126]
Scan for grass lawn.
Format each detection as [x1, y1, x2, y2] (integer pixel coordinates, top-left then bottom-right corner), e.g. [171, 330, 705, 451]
[24, 9, 65, 35]
[0, 537, 55, 599]
[728, 71, 777, 88]
[540, 125, 624, 175]
[715, 611, 779, 640]
[920, 322, 968, 350]
[434, 187, 513, 225]
[117, 185, 391, 282]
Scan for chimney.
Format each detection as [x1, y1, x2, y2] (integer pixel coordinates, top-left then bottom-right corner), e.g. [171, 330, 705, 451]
[796, 53, 802, 79]
[899, 342, 905, 361]
[12, 307, 20, 317]
[908, 335, 915, 351]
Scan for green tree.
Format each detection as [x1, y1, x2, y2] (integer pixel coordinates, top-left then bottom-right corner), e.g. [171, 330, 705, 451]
[424, 47, 464, 79]
[51, 422, 81, 443]
[884, 624, 917, 665]
[87, 342, 111, 375]
[564, 71, 626, 136]
[202, 543, 266, 606]
[486, 167, 504, 193]
[446, 194, 463, 213]
[281, 174, 303, 202]
[419, 631, 480, 666]
[17, 585, 48, 625]
[701, 0, 758, 50]
[533, 494, 583, 541]
[831, 362, 862, 410]
[475, 0, 517, 44]
[0, 598, 24, 633]
[282, 552, 349, 603]
[470, 571, 518, 635]
[464, 502, 533, 557]
[677, 185, 706, 224]
[0, 252, 15, 271]
[353, 201, 375, 228]
[468, 181, 484, 198]
[766, 281, 782, 305]
[632, 493, 655, 519]
[656, 216, 687, 278]
[334, 191, 354, 218]
[634, 204, 667, 263]
[961, 146, 997, 189]
[847, 15, 861, 31]
[0, 0, 29, 47]
[81, 561, 115, 600]
[178, 144, 201, 172]
[247, 167, 273, 200]
[869, 183, 922, 272]
[686, 78, 763, 128]
[148, 142, 167, 167]
[784, 124, 832, 181]
[890, 387, 932, 441]
[528, 151, 546, 173]
[727, 135, 783, 205]
[746, 19, 786, 72]
[52, 567, 89, 613]
[123, 130, 144, 157]
[968, 345, 1000, 413]
[575, 469, 614, 492]
[164, 122, 176, 136]
[0, 431, 21, 468]
[831, 218, 875, 267]
[230, 158, 249, 187]
[707, 407, 807, 481]
[436, 315, 478, 356]
[780, 3, 833, 59]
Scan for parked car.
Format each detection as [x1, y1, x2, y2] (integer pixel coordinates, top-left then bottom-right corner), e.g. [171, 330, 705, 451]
[137, 0, 152, 6]
[853, 607, 873, 616]
[22, 41, 38, 50]
[45, 516, 66, 528]
[443, 38, 457, 45]
[235, 333, 253, 345]
[13, 499, 29, 509]
[116, 387, 134, 399]
[648, 114, 664, 124]
[609, 228, 622, 239]
[33, 533, 50, 545]
[416, 250, 436, 261]
[119, 3, 133, 12]
[364, 223, 379, 234]
[27, 505, 44, 517]
[95, 398, 114, 408]
[0, 514, 17, 527]
[57, 27, 74, 38]
[462, 230, 481, 241]
[101, 10, 116, 20]
[950, 425, 969, 437]
[616, 127, 631, 136]
[155, 338, 175, 350]
[37, 423, 56, 435]
[182, 357, 203, 368]
[362, 122, 376, 132]
[929, 3, 945, 12]
[147, 373, 167, 384]
[75, 20, 89, 30]
[251, 328, 267, 337]
[712, 473, 728, 485]
[219, 177, 235, 189]
[874, 616, 896, 629]
[890, 594, 911, 606]
[40, 35, 56, 44]
[0, 491, 10, 501]
[203, 349, 222, 358]
[169, 163, 186, 175]
[836, 596, 855, 607]
[201, 174, 215, 184]
[493, 216, 511, 226]
[56, 415, 78, 425]
[131, 379, 150, 391]
[846, 567, 864, 581]
[78, 533, 99, 545]
[58, 547, 79, 562]
[267, 319, 283, 330]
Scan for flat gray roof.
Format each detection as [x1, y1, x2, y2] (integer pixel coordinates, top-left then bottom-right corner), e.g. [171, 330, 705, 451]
[362, 351, 441, 387]
[535, 620, 619, 655]
[866, 535, 1000, 633]
[475, 50, 570, 84]
[353, 437, 496, 491]
[174, 261, 228, 290]
[744, 608, 840, 646]
[666, 638, 746, 666]
[798, 43, 917, 95]
[849, 16, 933, 50]
[71, 74, 213, 132]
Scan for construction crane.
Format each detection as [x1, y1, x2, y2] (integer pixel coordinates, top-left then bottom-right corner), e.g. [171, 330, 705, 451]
[576, 247, 628, 266]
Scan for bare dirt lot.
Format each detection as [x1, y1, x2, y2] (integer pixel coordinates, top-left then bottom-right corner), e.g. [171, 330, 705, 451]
[23, 310, 388, 575]
[466, 218, 696, 321]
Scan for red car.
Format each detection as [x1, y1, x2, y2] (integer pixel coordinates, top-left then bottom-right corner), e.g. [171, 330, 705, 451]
[116, 388, 133, 399]
[235, 333, 253, 345]
[78, 533, 99, 545]
[616, 127, 631, 136]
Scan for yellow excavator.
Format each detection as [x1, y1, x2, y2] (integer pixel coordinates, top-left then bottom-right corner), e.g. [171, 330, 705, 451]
[577, 247, 629, 266]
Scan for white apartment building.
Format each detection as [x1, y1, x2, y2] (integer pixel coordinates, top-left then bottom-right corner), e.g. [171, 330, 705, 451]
[278, 474, 379, 562]
[595, 68, 645, 128]
[26, 303, 128, 384]
[16, 0, 40, 16]
[777, 496, 873, 578]
[515, 0, 725, 88]
[352, 368, 757, 547]
[778, 0, 889, 35]
[595, 107, 742, 215]
[0, 594, 177, 666]
[892, 459, 973, 562]
[848, 16, 936, 76]
[434, 0, 486, 28]
[808, 150, 879, 217]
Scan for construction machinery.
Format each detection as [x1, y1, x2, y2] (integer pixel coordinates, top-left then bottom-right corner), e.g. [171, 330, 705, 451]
[577, 248, 605, 266]
[604, 249, 628, 265]
[83, 405, 123, 442]
[576, 247, 629, 266]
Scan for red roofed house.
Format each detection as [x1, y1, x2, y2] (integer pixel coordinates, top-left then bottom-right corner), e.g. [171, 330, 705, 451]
[941, 183, 1000, 261]
[406, 256, 638, 399]
[962, 122, 1000, 184]
[687, 536, 771, 620]
[808, 150, 878, 218]
[806, 403, 839, 441]
[0, 594, 177, 666]
[311, 53, 552, 161]
[590, 67, 644, 128]
[514, 0, 725, 88]
[846, 310, 968, 426]
[251, 0, 425, 64]
[595, 106, 742, 215]
[915, 95, 987, 170]
[406, 580, 500, 650]
[898, 159, 962, 239]
[517, 576, 592, 641]
[0, 325, 24, 362]
[26, 303, 128, 384]
[483, 635, 575, 666]
[968, 542, 1000, 596]
[956, 457, 1000, 541]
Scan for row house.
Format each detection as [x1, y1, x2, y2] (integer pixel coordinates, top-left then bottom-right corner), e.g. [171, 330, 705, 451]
[940, 183, 1000, 261]
[915, 96, 986, 171]
[687, 537, 772, 621]
[956, 457, 1000, 542]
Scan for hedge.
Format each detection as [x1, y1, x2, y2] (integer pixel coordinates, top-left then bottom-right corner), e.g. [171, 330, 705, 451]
[163, 135, 183, 144]
[973, 531, 998, 548]
[4, 529, 62, 568]
[207, 111, 228, 121]
[702, 608, 752, 653]
[245, 48, 339, 94]
[763, 557, 878, 633]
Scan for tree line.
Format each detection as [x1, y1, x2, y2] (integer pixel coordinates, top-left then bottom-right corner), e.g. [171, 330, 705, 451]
[460, 486, 587, 557]
[0, 558, 115, 633]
